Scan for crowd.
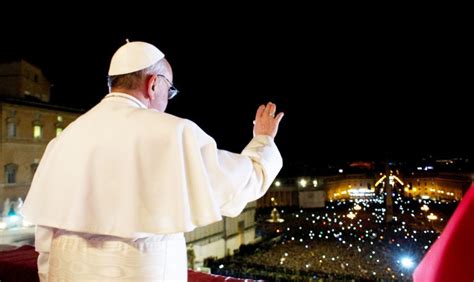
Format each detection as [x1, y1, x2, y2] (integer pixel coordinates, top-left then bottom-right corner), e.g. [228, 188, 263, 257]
[207, 194, 458, 281]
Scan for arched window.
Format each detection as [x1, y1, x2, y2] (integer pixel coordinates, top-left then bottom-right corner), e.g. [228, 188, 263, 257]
[5, 163, 18, 184]
[6, 113, 18, 138]
[33, 113, 43, 139]
[56, 115, 64, 136]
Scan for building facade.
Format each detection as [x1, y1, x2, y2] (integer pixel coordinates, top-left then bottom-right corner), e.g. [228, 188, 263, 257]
[260, 170, 471, 208]
[0, 60, 82, 233]
[185, 201, 259, 268]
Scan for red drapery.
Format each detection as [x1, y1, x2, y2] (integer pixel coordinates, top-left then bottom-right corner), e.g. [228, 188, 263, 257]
[413, 185, 474, 281]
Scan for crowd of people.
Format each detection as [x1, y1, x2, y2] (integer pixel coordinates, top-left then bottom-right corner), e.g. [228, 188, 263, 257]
[207, 194, 458, 281]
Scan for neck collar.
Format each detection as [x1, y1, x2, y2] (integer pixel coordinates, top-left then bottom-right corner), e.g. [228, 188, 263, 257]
[103, 92, 147, 109]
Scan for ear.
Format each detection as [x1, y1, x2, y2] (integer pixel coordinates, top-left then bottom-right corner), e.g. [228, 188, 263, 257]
[146, 75, 156, 100]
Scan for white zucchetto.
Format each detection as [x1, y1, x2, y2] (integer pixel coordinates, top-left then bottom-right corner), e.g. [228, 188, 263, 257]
[108, 41, 165, 76]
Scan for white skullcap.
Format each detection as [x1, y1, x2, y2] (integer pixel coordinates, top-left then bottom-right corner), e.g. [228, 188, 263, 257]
[108, 41, 165, 76]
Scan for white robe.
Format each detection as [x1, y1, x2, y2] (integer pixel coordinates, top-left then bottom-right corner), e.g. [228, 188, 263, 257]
[22, 93, 282, 280]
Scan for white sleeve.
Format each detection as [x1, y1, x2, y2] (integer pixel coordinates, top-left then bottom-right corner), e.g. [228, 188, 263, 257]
[219, 135, 283, 217]
[35, 225, 54, 282]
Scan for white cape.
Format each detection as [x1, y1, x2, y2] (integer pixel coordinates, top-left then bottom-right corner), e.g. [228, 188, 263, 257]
[22, 93, 282, 238]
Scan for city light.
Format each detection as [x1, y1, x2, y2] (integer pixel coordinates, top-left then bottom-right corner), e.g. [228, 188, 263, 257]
[400, 257, 415, 269]
[347, 211, 356, 219]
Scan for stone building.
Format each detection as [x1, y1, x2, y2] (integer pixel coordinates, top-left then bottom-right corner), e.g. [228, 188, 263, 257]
[0, 60, 82, 226]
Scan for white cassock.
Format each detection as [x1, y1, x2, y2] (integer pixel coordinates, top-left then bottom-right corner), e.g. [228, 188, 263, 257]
[22, 93, 282, 281]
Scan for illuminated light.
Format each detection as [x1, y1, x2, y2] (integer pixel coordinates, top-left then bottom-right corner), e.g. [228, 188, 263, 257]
[347, 212, 356, 219]
[427, 213, 438, 221]
[421, 195, 430, 199]
[219, 264, 224, 269]
[8, 215, 21, 222]
[348, 188, 375, 197]
[400, 257, 415, 269]
[354, 204, 361, 211]
[0, 222, 6, 229]
[312, 179, 318, 187]
[299, 179, 308, 188]
[375, 175, 386, 187]
[271, 197, 275, 202]
[33, 125, 42, 139]
[274, 180, 281, 187]
[392, 175, 404, 185]
[338, 169, 343, 173]
[421, 204, 429, 212]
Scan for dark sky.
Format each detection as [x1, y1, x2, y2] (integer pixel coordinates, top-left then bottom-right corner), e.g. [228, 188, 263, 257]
[1, 8, 471, 175]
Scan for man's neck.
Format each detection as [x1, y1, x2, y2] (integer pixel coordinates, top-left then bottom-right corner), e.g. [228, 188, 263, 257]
[111, 88, 149, 108]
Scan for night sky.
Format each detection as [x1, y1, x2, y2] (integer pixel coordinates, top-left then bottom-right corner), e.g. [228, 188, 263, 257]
[1, 8, 470, 175]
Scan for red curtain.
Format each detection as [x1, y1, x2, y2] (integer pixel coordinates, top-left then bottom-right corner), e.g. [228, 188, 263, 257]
[413, 185, 474, 281]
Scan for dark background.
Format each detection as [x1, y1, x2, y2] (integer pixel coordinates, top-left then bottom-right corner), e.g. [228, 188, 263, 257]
[1, 6, 470, 175]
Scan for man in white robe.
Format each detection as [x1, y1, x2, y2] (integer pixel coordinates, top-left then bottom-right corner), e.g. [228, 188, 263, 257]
[22, 41, 284, 281]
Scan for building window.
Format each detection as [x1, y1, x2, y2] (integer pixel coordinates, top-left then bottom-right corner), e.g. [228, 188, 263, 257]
[6, 111, 18, 138]
[7, 122, 17, 137]
[55, 116, 64, 136]
[5, 163, 18, 184]
[33, 125, 42, 139]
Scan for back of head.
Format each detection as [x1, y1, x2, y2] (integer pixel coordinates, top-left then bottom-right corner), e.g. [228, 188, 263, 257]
[108, 41, 166, 91]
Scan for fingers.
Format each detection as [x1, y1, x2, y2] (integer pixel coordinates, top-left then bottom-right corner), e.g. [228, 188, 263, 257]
[263, 102, 274, 117]
[258, 102, 277, 118]
[256, 104, 265, 119]
[274, 112, 284, 123]
[253, 102, 284, 138]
